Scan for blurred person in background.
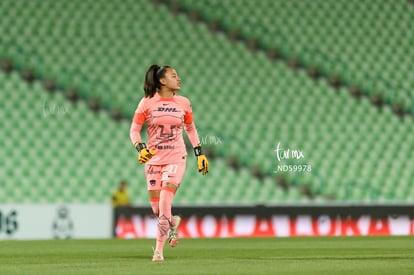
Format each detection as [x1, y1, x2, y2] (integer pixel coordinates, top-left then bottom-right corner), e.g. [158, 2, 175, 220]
[111, 180, 131, 207]
[129, 64, 208, 262]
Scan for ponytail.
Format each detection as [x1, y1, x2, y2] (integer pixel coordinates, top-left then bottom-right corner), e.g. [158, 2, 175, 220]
[143, 64, 171, 98]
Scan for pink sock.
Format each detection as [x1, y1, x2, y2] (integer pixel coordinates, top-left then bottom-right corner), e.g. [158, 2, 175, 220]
[150, 198, 159, 217]
[155, 186, 176, 254]
[156, 217, 169, 255]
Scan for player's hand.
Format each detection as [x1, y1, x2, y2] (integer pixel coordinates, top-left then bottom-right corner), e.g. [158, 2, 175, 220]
[135, 142, 155, 164]
[138, 148, 155, 164]
[197, 155, 209, 175]
[194, 144, 209, 175]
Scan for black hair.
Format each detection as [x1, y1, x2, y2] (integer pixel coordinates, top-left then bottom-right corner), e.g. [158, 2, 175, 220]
[143, 64, 171, 98]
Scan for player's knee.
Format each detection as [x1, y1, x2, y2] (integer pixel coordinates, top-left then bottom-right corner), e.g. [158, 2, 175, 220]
[162, 182, 178, 192]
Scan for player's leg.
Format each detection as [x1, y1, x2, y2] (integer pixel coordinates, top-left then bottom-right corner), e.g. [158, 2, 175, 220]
[149, 191, 160, 216]
[145, 164, 165, 262]
[145, 164, 162, 216]
[153, 162, 186, 259]
[162, 162, 186, 247]
[154, 182, 177, 259]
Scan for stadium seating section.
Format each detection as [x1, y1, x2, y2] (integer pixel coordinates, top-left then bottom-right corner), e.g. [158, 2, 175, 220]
[1, 0, 413, 204]
[1, 70, 287, 205]
[174, 0, 414, 113]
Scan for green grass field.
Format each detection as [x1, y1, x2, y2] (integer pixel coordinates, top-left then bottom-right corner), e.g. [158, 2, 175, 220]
[0, 237, 413, 275]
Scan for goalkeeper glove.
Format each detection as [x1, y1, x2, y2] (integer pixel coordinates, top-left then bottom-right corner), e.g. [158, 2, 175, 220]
[194, 144, 209, 175]
[134, 142, 155, 164]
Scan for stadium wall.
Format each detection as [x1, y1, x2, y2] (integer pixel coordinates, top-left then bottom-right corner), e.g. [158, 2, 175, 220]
[114, 205, 414, 238]
[0, 204, 112, 240]
[2, 204, 412, 240]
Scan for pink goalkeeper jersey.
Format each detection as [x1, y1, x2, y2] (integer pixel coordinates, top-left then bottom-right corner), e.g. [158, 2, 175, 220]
[130, 93, 200, 165]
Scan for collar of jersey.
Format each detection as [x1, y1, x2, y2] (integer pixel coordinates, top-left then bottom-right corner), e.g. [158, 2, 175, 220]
[155, 92, 176, 101]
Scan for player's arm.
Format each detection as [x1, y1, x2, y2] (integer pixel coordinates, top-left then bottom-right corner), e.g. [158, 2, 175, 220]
[184, 114, 209, 175]
[130, 101, 155, 164]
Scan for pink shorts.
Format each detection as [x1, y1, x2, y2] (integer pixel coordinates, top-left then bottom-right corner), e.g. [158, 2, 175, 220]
[144, 161, 186, 191]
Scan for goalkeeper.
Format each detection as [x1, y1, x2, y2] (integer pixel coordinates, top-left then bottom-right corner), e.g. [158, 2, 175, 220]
[129, 64, 208, 262]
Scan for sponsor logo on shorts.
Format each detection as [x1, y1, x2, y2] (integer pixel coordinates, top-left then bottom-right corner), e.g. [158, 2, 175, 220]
[147, 170, 161, 175]
[149, 180, 156, 186]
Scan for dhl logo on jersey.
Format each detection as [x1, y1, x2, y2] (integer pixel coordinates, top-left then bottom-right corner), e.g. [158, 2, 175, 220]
[157, 107, 180, 112]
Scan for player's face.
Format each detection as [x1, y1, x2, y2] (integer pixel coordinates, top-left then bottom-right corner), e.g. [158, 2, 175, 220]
[160, 68, 181, 91]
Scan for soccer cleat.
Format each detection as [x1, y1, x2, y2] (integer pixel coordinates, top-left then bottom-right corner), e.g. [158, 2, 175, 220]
[168, 215, 181, 247]
[152, 250, 164, 262]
